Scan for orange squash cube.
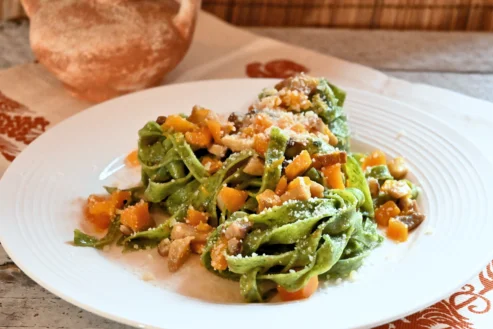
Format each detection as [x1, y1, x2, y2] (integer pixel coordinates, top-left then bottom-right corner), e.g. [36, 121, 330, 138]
[85, 190, 131, 230]
[387, 218, 408, 242]
[362, 150, 387, 170]
[275, 175, 288, 196]
[124, 149, 140, 167]
[85, 195, 113, 230]
[256, 189, 282, 213]
[201, 156, 223, 174]
[253, 134, 270, 156]
[285, 150, 312, 181]
[242, 126, 255, 137]
[206, 119, 223, 144]
[186, 207, 209, 226]
[185, 126, 212, 148]
[290, 123, 306, 133]
[253, 113, 273, 133]
[217, 186, 249, 213]
[278, 276, 319, 301]
[287, 176, 311, 191]
[211, 238, 228, 271]
[120, 200, 153, 232]
[322, 164, 345, 190]
[375, 201, 401, 226]
[162, 115, 197, 133]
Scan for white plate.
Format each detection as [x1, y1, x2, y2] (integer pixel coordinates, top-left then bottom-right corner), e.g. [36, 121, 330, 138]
[1, 79, 492, 329]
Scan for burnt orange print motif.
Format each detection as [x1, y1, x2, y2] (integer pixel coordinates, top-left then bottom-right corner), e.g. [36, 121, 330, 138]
[377, 261, 493, 329]
[0, 91, 50, 162]
[246, 59, 309, 78]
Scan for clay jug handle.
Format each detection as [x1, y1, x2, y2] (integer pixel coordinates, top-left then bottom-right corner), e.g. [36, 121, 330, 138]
[20, 0, 41, 17]
[173, 0, 200, 40]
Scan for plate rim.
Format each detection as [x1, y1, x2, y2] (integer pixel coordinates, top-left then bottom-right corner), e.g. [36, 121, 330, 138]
[1, 78, 493, 329]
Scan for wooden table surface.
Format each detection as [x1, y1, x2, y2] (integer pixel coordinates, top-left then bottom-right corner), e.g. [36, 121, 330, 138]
[1, 20, 493, 329]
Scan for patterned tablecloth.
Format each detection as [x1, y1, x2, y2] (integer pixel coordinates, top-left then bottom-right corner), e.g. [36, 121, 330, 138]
[1, 11, 493, 329]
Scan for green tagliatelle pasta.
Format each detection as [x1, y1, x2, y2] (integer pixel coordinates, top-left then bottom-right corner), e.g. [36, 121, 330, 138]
[201, 163, 382, 302]
[74, 74, 425, 303]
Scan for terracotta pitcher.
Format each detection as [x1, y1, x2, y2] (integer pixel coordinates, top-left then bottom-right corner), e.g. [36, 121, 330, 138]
[21, 0, 200, 102]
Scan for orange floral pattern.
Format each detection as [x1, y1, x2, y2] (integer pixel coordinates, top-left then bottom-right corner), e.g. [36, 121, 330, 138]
[377, 261, 493, 328]
[246, 59, 308, 78]
[0, 91, 50, 162]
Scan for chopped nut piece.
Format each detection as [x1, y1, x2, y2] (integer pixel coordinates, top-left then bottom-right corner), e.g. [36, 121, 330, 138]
[395, 213, 426, 232]
[224, 220, 252, 240]
[119, 224, 133, 236]
[227, 238, 242, 255]
[280, 179, 311, 202]
[208, 144, 228, 158]
[399, 197, 418, 214]
[312, 151, 347, 169]
[168, 236, 194, 272]
[158, 238, 171, 257]
[243, 157, 265, 176]
[388, 157, 408, 179]
[221, 135, 254, 152]
[309, 181, 324, 198]
[171, 223, 210, 242]
[380, 180, 411, 199]
[368, 178, 380, 198]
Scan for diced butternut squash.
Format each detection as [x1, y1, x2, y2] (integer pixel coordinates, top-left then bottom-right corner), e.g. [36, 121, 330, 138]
[217, 186, 249, 213]
[163, 115, 197, 133]
[387, 218, 408, 242]
[256, 189, 282, 213]
[253, 113, 273, 133]
[243, 157, 265, 176]
[375, 201, 401, 226]
[188, 106, 212, 125]
[201, 156, 223, 174]
[196, 222, 213, 233]
[278, 276, 319, 301]
[322, 125, 338, 146]
[191, 241, 206, 254]
[124, 149, 140, 167]
[242, 126, 255, 137]
[120, 200, 153, 232]
[290, 123, 306, 133]
[85, 191, 131, 230]
[111, 190, 131, 209]
[206, 119, 223, 144]
[287, 176, 311, 191]
[322, 164, 345, 190]
[211, 238, 228, 271]
[85, 195, 113, 230]
[185, 126, 212, 148]
[310, 181, 325, 198]
[312, 151, 347, 169]
[186, 207, 209, 226]
[275, 175, 288, 196]
[362, 150, 387, 170]
[253, 134, 270, 156]
[285, 150, 312, 181]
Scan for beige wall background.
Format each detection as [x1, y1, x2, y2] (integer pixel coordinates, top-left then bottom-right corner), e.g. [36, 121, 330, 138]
[2, 0, 493, 30]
